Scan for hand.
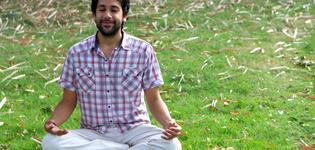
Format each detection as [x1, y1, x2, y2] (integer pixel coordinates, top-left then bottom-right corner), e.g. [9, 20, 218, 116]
[44, 120, 68, 136]
[162, 119, 182, 140]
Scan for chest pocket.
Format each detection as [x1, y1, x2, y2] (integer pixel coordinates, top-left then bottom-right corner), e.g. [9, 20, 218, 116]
[75, 67, 96, 93]
[122, 67, 143, 92]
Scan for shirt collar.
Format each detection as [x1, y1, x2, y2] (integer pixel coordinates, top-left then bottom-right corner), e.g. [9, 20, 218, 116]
[93, 31, 131, 51]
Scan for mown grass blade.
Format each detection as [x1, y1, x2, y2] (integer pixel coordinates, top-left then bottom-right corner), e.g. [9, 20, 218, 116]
[44, 77, 60, 88]
[0, 97, 7, 110]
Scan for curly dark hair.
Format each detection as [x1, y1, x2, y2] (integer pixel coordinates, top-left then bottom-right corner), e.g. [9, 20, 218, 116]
[91, 0, 130, 16]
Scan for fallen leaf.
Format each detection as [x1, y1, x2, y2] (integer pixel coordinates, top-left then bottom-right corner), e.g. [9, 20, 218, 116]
[39, 95, 46, 99]
[0, 62, 26, 73]
[0, 97, 7, 110]
[11, 74, 26, 80]
[44, 76, 60, 87]
[307, 96, 315, 100]
[31, 136, 42, 144]
[1, 70, 18, 83]
[300, 144, 315, 150]
[250, 47, 265, 54]
[230, 111, 239, 116]
[300, 139, 315, 150]
[226, 147, 235, 150]
[180, 131, 187, 136]
[223, 101, 229, 106]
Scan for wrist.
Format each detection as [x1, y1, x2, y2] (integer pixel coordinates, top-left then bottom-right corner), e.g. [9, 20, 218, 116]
[46, 119, 57, 126]
[162, 118, 175, 129]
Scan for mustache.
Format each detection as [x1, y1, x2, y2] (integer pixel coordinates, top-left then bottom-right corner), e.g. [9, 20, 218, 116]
[100, 19, 114, 22]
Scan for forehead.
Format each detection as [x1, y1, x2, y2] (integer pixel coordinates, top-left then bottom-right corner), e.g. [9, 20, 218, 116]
[97, 0, 121, 7]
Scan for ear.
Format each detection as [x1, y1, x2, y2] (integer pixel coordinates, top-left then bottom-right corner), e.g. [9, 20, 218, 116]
[92, 13, 96, 20]
[123, 14, 128, 22]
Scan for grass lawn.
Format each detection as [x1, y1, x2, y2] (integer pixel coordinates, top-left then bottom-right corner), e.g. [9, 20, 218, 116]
[0, 0, 314, 149]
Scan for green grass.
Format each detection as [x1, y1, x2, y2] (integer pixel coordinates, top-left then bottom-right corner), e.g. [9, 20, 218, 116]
[1, 0, 315, 149]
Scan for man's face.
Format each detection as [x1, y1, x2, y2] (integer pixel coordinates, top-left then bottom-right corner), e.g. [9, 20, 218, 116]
[94, 0, 127, 37]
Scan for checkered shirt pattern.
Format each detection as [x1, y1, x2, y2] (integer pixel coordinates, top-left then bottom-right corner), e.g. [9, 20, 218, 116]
[58, 32, 164, 133]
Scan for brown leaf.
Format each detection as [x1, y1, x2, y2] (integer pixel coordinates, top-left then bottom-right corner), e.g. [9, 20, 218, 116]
[300, 144, 315, 150]
[19, 37, 33, 45]
[180, 131, 187, 136]
[307, 96, 315, 100]
[230, 111, 239, 116]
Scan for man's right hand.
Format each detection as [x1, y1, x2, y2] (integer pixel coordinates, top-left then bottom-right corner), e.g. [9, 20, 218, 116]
[44, 120, 68, 136]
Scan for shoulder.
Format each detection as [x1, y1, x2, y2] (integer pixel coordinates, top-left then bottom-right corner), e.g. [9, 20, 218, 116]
[68, 34, 96, 55]
[125, 33, 154, 54]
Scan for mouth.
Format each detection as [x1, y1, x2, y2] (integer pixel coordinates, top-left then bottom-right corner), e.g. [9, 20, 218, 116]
[102, 20, 113, 24]
[101, 21, 113, 28]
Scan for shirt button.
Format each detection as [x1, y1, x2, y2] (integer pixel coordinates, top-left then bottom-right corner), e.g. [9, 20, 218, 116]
[109, 120, 113, 123]
[106, 74, 109, 77]
[108, 105, 111, 109]
[107, 90, 110, 93]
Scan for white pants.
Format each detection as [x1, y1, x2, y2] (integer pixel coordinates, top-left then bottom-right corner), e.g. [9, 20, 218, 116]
[42, 124, 181, 150]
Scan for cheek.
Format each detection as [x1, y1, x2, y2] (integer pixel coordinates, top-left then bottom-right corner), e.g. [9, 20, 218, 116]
[93, 16, 98, 21]
[95, 17, 103, 23]
[94, 14, 103, 20]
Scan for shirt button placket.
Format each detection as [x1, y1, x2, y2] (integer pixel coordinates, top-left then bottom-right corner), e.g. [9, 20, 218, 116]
[105, 70, 114, 127]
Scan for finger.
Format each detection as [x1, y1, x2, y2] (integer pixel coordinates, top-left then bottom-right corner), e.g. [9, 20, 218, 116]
[56, 129, 68, 136]
[162, 134, 173, 140]
[168, 126, 181, 132]
[165, 129, 177, 136]
[166, 128, 182, 137]
[161, 135, 168, 140]
[167, 122, 177, 128]
[50, 126, 63, 135]
[165, 127, 182, 133]
[162, 134, 175, 140]
[162, 130, 172, 137]
[162, 130, 174, 140]
[45, 124, 55, 133]
[168, 129, 181, 137]
[162, 135, 171, 140]
[45, 120, 56, 129]
[45, 120, 56, 127]
[168, 122, 175, 126]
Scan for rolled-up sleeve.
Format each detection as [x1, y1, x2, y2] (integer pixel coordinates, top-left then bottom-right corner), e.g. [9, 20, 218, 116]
[142, 45, 164, 90]
[58, 50, 76, 92]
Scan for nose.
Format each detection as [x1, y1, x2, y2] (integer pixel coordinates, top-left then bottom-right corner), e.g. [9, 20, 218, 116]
[103, 11, 112, 19]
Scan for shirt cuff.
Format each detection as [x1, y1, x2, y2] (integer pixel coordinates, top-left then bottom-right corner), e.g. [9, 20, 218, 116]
[143, 80, 164, 90]
[59, 80, 76, 92]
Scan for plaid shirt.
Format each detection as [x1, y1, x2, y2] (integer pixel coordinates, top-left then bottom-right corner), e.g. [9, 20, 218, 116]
[58, 32, 164, 133]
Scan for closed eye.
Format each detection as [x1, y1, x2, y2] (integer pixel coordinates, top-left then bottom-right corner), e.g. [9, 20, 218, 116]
[111, 6, 119, 12]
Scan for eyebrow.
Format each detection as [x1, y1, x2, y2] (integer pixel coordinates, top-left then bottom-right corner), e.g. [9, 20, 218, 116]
[97, 4, 120, 8]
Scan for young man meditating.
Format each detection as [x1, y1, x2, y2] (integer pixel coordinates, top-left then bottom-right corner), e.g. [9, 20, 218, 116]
[42, 0, 182, 149]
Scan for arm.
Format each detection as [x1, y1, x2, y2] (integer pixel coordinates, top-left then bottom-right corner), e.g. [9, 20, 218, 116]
[44, 89, 77, 135]
[144, 87, 181, 140]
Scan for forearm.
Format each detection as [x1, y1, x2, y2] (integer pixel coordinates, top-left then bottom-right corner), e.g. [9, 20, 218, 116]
[49, 98, 77, 126]
[148, 98, 173, 128]
[48, 89, 77, 126]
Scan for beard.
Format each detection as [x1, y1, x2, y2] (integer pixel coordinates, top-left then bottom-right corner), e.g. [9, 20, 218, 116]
[96, 20, 122, 37]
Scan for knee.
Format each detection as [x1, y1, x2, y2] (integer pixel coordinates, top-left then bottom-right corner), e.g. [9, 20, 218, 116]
[41, 134, 63, 150]
[153, 138, 181, 150]
[167, 138, 182, 150]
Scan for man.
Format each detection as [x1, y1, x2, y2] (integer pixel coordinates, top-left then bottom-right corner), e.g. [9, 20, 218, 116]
[41, 0, 182, 149]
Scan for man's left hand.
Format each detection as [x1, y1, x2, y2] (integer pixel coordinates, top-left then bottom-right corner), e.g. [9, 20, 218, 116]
[162, 119, 182, 140]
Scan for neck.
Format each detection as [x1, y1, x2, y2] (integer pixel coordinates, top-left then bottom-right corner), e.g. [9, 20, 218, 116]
[97, 30, 123, 49]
